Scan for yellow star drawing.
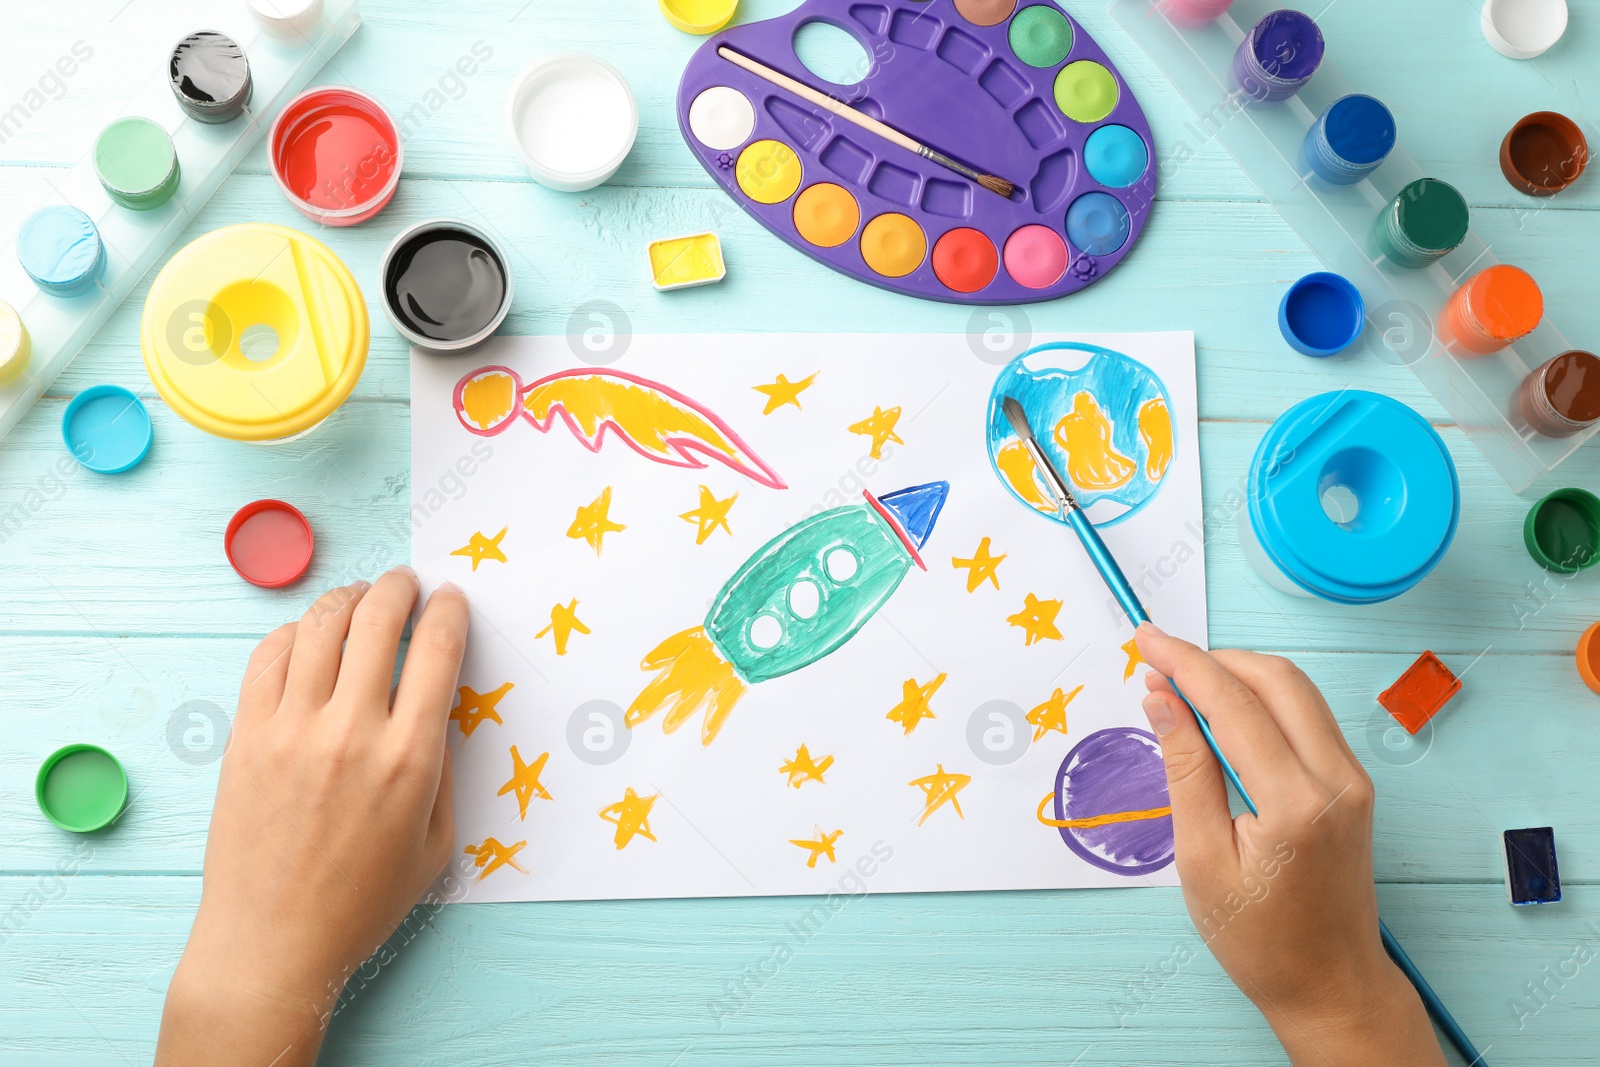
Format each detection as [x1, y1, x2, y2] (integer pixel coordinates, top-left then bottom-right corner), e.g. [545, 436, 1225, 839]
[779, 744, 834, 788]
[909, 764, 972, 826]
[886, 672, 947, 735]
[848, 405, 904, 459]
[1121, 635, 1145, 681]
[790, 826, 844, 868]
[496, 745, 552, 820]
[599, 786, 658, 850]
[463, 837, 528, 880]
[951, 536, 1006, 593]
[450, 682, 513, 738]
[535, 599, 591, 655]
[681, 485, 737, 545]
[754, 371, 818, 414]
[1027, 684, 1083, 741]
[450, 527, 508, 571]
[567, 487, 625, 555]
[1007, 592, 1064, 646]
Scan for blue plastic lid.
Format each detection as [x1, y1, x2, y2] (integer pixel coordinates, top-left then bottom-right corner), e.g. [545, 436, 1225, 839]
[1084, 125, 1149, 189]
[1248, 391, 1459, 604]
[1066, 192, 1130, 257]
[62, 385, 153, 474]
[1278, 272, 1365, 358]
[18, 205, 105, 296]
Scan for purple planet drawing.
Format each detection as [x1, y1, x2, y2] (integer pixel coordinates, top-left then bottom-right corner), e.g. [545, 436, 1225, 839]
[1042, 727, 1175, 877]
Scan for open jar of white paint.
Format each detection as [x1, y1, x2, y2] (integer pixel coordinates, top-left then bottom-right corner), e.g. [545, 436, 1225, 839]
[507, 54, 638, 192]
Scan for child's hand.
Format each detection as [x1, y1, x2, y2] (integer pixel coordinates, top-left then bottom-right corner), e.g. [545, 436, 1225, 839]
[157, 568, 468, 1067]
[1135, 623, 1445, 1067]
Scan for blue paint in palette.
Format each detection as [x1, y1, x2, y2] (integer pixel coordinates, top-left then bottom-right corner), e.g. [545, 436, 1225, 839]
[18, 205, 106, 297]
[1306, 94, 1396, 184]
[1503, 827, 1561, 906]
[1066, 192, 1130, 256]
[1084, 124, 1149, 189]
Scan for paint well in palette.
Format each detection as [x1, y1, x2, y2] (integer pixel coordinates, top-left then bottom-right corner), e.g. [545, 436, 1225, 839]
[676, 0, 1156, 304]
[687, 85, 756, 150]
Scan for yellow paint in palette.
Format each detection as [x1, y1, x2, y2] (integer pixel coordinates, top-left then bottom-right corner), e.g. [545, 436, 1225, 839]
[648, 232, 727, 291]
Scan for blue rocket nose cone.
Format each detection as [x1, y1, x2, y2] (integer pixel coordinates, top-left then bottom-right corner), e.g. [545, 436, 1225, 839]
[877, 481, 950, 549]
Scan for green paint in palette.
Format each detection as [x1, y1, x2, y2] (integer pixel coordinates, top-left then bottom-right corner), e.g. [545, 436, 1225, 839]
[94, 117, 180, 210]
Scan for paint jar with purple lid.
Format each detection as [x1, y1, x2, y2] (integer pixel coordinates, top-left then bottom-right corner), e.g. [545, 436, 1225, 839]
[1305, 95, 1396, 185]
[1233, 10, 1325, 104]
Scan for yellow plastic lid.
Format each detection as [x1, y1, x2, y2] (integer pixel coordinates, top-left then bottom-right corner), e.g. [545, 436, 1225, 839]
[141, 223, 368, 441]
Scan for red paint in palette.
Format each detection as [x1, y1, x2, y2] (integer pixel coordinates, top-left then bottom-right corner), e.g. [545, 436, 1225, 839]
[931, 228, 999, 294]
[270, 86, 402, 226]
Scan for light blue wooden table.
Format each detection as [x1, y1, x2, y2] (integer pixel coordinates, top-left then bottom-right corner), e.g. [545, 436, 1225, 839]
[3, 1, 1599, 1062]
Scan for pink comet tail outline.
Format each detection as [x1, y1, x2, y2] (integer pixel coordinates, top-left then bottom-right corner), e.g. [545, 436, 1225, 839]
[453, 365, 788, 490]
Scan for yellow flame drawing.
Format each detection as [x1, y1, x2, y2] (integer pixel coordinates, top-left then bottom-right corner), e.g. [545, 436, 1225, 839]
[1053, 391, 1136, 491]
[626, 627, 749, 746]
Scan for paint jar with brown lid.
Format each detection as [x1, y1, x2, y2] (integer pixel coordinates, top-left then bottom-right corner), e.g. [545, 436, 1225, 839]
[1518, 350, 1600, 437]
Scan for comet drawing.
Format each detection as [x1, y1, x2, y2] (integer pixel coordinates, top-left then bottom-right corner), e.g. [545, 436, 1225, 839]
[453, 365, 786, 489]
[628, 481, 950, 745]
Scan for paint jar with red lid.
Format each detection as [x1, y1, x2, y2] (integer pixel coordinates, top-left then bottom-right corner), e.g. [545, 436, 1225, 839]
[1441, 264, 1543, 356]
[269, 86, 402, 226]
[1518, 350, 1600, 438]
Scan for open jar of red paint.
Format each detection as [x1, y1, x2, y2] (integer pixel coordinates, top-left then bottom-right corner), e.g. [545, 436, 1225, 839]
[1518, 350, 1600, 438]
[269, 86, 402, 226]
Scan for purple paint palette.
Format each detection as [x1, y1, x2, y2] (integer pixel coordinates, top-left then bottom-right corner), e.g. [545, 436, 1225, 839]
[676, 0, 1156, 304]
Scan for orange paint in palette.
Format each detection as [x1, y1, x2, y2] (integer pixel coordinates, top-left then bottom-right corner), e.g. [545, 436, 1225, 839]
[269, 86, 402, 225]
[1378, 651, 1462, 735]
[677, 0, 1155, 303]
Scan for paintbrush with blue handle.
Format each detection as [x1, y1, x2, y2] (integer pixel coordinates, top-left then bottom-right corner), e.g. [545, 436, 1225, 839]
[1001, 396, 1486, 1066]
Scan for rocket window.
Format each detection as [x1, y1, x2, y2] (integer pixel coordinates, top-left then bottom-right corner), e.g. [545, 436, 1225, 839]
[748, 613, 784, 650]
[824, 546, 859, 583]
[789, 579, 821, 619]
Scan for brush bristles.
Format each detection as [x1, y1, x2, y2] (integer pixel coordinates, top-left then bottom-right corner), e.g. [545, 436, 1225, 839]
[1001, 396, 1034, 441]
[977, 173, 1015, 198]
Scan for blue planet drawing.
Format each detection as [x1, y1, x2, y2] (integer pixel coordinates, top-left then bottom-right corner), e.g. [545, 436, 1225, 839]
[986, 342, 1174, 526]
[1043, 727, 1175, 877]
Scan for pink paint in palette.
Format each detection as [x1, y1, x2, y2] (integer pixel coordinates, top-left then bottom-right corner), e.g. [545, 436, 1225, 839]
[676, 0, 1156, 303]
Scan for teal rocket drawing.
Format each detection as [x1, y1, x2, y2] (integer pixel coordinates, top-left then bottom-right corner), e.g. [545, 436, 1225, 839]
[627, 482, 950, 744]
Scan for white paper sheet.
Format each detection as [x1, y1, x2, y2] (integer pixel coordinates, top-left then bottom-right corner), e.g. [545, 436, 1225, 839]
[411, 332, 1204, 903]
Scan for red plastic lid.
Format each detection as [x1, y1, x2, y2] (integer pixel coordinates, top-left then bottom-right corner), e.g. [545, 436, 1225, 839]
[226, 499, 314, 588]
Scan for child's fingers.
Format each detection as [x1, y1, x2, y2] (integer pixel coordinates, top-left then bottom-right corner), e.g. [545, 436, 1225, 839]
[1135, 623, 1311, 808]
[284, 582, 370, 711]
[237, 622, 295, 724]
[1142, 689, 1237, 883]
[335, 568, 421, 713]
[427, 740, 456, 875]
[1209, 650, 1361, 786]
[392, 584, 470, 748]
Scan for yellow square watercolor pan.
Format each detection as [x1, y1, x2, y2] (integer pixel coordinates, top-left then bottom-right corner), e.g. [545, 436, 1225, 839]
[648, 232, 727, 291]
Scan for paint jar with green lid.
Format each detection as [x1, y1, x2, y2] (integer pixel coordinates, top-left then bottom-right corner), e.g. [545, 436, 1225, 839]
[94, 117, 181, 210]
[1371, 178, 1469, 269]
[1524, 488, 1600, 574]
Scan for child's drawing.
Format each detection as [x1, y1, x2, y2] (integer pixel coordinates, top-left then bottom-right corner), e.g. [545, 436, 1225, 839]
[568, 488, 625, 554]
[886, 673, 945, 735]
[450, 682, 512, 738]
[779, 745, 833, 788]
[951, 536, 1005, 592]
[1038, 728, 1175, 877]
[680, 485, 737, 544]
[1007, 592, 1063, 646]
[600, 787, 658, 850]
[413, 331, 1203, 903]
[910, 764, 972, 825]
[987, 343, 1175, 526]
[790, 828, 843, 867]
[626, 482, 950, 745]
[455, 365, 788, 490]
[451, 527, 508, 571]
[754, 372, 816, 414]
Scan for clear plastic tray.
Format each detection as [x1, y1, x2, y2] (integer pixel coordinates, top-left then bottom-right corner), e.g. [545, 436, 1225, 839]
[0, 0, 361, 443]
[1110, 0, 1590, 492]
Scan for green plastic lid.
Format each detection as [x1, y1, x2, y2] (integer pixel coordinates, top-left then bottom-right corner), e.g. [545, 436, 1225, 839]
[35, 744, 129, 832]
[1524, 488, 1600, 574]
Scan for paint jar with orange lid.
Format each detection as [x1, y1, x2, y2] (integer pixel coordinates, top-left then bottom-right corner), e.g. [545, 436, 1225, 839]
[1441, 264, 1543, 356]
[1518, 350, 1600, 438]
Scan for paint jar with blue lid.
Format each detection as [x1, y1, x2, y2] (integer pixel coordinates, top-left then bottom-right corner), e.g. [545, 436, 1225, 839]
[1239, 391, 1459, 604]
[17, 205, 106, 297]
[1305, 95, 1396, 185]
